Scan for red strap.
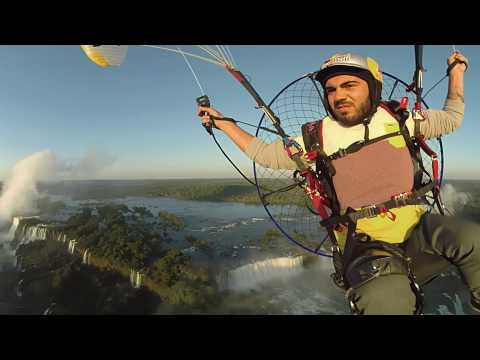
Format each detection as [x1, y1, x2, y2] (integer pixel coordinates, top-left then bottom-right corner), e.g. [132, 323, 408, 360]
[378, 101, 402, 118]
[416, 134, 438, 158]
[304, 150, 319, 161]
[432, 157, 439, 183]
[379, 207, 397, 221]
[416, 134, 439, 185]
[300, 170, 331, 220]
[225, 65, 244, 83]
[311, 195, 329, 219]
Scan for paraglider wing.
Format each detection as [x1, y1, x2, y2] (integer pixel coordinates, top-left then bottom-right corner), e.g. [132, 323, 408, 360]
[80, 45, 128, 67]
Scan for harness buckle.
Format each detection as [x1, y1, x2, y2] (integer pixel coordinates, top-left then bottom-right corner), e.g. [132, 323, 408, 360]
[412, 109, 425, 122]
[392, 191, 412, 207]
[361, 205, 379, 218]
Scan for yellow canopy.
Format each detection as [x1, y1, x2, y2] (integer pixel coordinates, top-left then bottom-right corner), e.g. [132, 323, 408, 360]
[80, 45, 128, 67]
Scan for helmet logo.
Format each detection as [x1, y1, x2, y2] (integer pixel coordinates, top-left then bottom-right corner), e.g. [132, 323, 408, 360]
[367, 57, 383, 82]
[325, 53, 352, 66]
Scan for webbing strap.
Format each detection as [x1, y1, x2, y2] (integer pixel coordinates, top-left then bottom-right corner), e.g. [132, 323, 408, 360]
[327, 131, 404, 160]
[321, 182, 435, 228]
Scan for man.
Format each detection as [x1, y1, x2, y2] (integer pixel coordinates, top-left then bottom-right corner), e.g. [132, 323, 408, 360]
[197, 50, 478, 315]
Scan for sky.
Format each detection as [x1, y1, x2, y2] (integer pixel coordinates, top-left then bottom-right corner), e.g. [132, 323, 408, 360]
[0, 45, 478, 181]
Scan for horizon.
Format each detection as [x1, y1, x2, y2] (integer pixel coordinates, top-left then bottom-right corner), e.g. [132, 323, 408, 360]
[1, 177, 479, 183]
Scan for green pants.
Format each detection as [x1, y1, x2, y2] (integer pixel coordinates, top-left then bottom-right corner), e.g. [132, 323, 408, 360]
[347, 214, 480, 315]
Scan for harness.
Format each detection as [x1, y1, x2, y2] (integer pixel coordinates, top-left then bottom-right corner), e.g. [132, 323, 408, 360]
[295, 98, 444, 314]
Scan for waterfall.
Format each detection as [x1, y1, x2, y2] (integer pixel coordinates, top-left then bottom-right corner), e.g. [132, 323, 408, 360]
[135, 272, 142, 289]
[15, 255, 22, 271]
[16, 279, 24, 297]
[42, 303, 56, 315]
[82, 249, 91, 265]
[7, 216, 21, 241]
[56, 233, 66, 242]
[13, 223, 47, 247]
[130, 269, 135, 286]
[23, 226, 47, 243]
[129, 269, 142, 289]
[68, 239, 77, 254]
[6, 216, 42, 248]
[219, 256, 305, 291]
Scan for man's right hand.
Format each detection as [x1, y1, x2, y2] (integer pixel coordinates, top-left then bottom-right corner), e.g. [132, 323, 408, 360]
[196, 106, 254, 152]
[197, 106, 233, 131]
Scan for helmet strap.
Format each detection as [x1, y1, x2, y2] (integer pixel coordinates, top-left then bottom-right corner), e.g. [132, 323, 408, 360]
[362, 115, 372, 141]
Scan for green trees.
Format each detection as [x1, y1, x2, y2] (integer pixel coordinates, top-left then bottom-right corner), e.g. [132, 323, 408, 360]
[66, 209, 93, 228]
[259, 229, 282, 250]
[150, 250, 188, 285]
[16, 202, 219, 312]
[147, 249, 216, 307]
[185, 236, 213, 257]
[38, 179, 313, 207]
[158, 211, 185, 231]
[97, 204, 128, 226]
[88, 206, 216, 307]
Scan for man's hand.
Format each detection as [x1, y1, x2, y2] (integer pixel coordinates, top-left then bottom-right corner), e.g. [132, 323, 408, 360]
[197, 106, 234, 131]
[447, 51, 467, 103]
[196, 106, 254, 151]
[448, 51, 469, 76]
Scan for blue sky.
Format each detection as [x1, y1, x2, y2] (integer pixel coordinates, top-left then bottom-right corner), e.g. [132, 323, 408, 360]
[0, 45, 478, 180]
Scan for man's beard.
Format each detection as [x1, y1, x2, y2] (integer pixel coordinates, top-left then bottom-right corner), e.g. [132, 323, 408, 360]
[332, 98, 371, 126]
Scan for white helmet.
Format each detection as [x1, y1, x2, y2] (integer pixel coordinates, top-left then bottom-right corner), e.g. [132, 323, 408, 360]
[315, 53, 383, 117]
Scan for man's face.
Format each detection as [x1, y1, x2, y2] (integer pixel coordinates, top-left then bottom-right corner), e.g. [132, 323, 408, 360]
[324, 74, 371, 126]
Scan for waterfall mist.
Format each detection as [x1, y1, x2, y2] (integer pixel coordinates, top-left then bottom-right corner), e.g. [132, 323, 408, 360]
[0, 148, 117, 267]
[0, 150, 56, 228]
[209, 255, 347, 315]
[440, 183, 471, 214]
